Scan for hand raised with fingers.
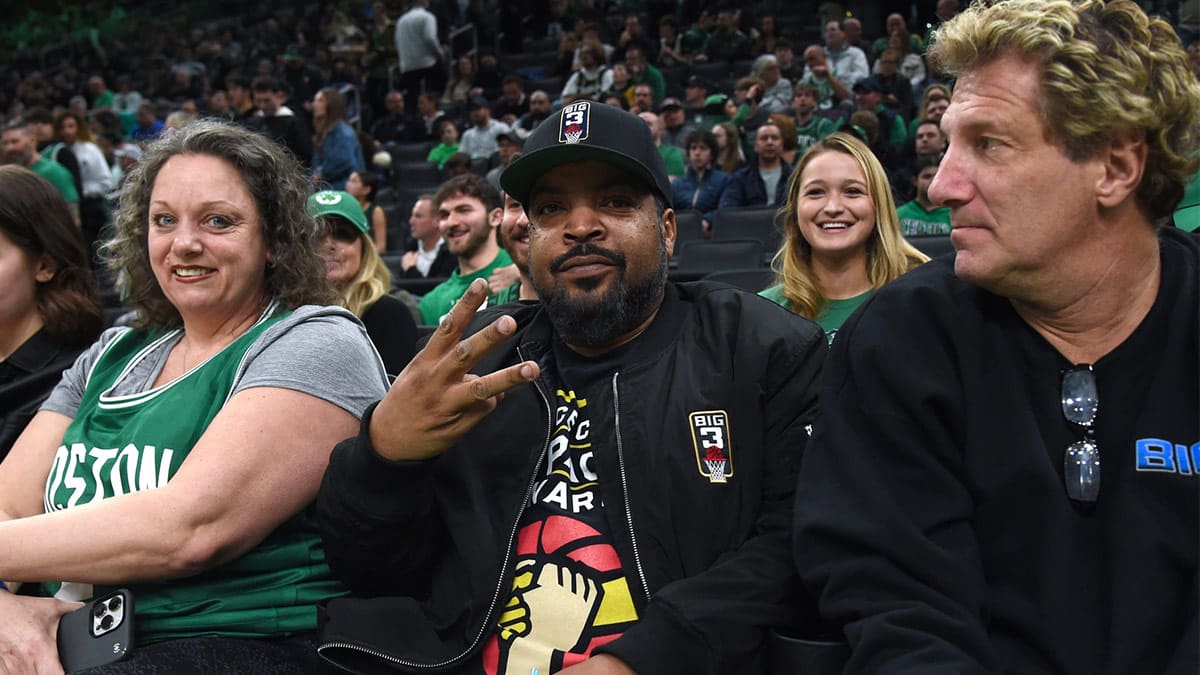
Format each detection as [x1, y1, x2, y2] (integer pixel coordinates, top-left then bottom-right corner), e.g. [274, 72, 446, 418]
[370, 278, 540, 461]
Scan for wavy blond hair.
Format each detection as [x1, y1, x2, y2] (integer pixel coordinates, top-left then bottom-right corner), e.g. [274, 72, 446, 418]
[929, 0, 1200, 221]
[771, 132, 928, 320]
[339, 230, 392, 317]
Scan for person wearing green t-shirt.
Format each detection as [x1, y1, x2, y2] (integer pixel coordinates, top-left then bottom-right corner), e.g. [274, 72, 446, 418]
[792, 84, 837, 154]
[87, 75, 115, 110]
[491, 189, 539, 305]
[897, 153, 952, 236]
[637, 111, 685, 177]
[419, 174, 514, 324]
[760, 132, 928, 343]
[1174, 169, 1200, 232]
[2, 122, 80, 224]
[426, 118, 460, 169]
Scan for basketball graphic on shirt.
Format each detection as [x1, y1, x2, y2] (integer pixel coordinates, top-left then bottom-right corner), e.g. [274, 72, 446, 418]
[482, 515, 638, 675]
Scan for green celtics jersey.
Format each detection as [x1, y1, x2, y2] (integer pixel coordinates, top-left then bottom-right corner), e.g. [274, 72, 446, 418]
[44, 303, 345, 643]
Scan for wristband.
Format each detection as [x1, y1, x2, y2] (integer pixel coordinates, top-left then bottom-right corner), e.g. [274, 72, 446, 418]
[0, 581, 8, 592]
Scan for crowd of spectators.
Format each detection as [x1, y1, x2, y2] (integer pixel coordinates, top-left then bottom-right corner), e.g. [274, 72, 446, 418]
[1, 0, 1197, 274]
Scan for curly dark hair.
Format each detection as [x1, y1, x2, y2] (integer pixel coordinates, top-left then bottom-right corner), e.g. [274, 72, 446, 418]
[104, 119, 338, 329]
[0, 166, 103, 346]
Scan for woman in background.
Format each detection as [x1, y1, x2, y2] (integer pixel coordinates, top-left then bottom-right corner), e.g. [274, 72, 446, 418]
[442, 54, 476, 104]
[311, 86, 365, 190]
[0, 166, 103, 461]
[345, 170, 388, 251]
[308, 190, 417, 376]
[761, 133, 927, 343]
[712, 122, 746, 174]
[54, 111, 115, 255]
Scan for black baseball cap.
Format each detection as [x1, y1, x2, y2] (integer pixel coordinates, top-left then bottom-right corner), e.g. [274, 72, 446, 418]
[500, 100, 672, 208]
[853, 76, 885, 93]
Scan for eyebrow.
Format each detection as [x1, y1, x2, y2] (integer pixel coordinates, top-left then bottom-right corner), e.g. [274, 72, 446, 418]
[802, 178, 867, 190]
[149, 199, 246, 211]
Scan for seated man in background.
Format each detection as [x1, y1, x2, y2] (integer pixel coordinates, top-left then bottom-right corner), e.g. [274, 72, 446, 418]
[896, 152, 951, 236]
[794, 1, 1200, 672]
[720, 122, 792, 210]
[316, 101, 826, 675]
[401, 194, 458, 279]
[416, 174, 512, 324]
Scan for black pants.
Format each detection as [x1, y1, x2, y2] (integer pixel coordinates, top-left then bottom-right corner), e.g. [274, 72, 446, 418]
[398, 64, 446, 110]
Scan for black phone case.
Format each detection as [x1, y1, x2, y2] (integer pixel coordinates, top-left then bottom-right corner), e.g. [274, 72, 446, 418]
[56, 589, 134, 673]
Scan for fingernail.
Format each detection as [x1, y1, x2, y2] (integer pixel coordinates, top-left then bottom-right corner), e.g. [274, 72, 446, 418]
[520, 363, 536, 379]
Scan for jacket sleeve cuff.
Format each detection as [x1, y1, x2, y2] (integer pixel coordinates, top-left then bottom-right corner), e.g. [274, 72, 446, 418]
[593, 601, 717, 675]
[337, 401, 437, 509]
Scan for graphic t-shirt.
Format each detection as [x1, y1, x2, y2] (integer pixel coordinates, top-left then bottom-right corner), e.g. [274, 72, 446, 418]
[897, 199, 952, 236]
[482, 339, 639, 675]
[796, 115, 836, 154]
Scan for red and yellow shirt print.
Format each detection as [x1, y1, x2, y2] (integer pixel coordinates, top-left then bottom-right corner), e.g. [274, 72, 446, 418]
[482, 388, 639, 675]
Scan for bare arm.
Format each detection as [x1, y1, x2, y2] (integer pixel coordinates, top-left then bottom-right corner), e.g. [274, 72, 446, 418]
[0, 411, 73, 525]
[372, 205, 388, 252]
[0, 387, 357, 584]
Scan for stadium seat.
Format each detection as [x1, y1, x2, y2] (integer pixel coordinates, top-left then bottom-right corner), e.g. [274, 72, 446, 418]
[702, 267, 776, 293]
[908, 235, 955, 259]
[711, 206, 783, 255]
[388, 141, 434, 164]
[673, 209, 706, 252]
[527, 76, 565, 95]
[392, 161, 442, 188]
[675, 239, 765, 275]
[689, 60, 731, 81]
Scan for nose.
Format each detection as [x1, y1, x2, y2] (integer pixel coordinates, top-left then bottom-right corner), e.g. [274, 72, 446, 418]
[926, 144, 969, 208]
[170, 221, 203, 258]
[821, 191, 845, 214]
[562, 204, 603, 243]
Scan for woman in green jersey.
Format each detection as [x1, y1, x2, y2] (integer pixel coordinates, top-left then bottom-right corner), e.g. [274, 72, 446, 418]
[0, 120, 389, 672]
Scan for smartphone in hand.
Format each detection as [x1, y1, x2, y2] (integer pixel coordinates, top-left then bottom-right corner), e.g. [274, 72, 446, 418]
[56, 589, 134, 673]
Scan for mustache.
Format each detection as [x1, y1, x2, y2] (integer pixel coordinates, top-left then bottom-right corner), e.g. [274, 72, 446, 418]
[550, 243, 627, 273]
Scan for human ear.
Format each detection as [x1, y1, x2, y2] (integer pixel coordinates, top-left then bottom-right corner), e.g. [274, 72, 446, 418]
[1095, 133, 1147, 209]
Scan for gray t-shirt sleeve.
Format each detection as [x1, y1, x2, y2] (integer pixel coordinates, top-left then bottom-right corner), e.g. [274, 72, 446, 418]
[232, 305, 390, 419]
[40, 306, 390, 421]
[40, 327, 130, 418]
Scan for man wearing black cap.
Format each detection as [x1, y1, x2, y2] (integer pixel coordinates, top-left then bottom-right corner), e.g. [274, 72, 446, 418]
[853, 76, 907, 154]
[316, 100, 826, 675]
[658, 97, 693, 150]
[485, 130, 523, 189]
[460, 95, 515, 161]
[681, 75, 713, 128]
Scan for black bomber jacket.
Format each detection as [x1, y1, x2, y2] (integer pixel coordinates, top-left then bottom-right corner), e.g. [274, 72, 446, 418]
[315, 281, 826, 674]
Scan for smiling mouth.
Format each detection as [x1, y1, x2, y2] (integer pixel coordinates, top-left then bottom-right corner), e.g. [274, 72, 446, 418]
[174, 267, 214, 277]
[818, 222, 853, 230]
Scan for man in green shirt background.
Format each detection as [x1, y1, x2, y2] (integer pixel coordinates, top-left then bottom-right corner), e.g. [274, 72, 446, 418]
[2, 120, 80, 225]
[897, 152, 952, 236]
[418, 174, 512, 324]
[638, 111, 685, 178]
